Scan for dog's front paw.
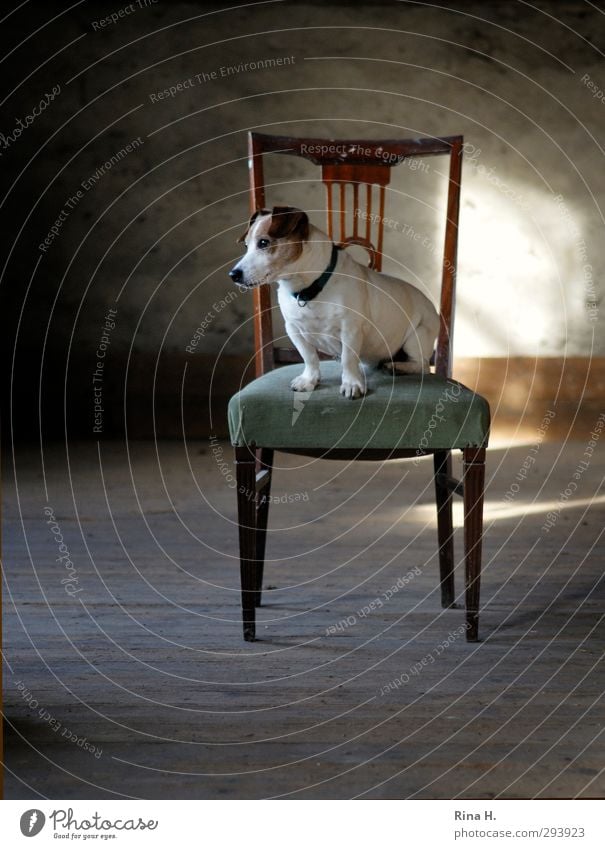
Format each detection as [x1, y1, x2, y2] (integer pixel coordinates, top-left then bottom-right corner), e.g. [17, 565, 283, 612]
[340, 377, 366, 399]
[291, 374, 318, 393]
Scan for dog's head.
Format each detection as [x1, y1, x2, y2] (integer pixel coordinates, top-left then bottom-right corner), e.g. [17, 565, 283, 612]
[229, 206, 309, 288]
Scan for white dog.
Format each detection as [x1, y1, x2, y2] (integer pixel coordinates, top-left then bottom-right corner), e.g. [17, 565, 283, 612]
[229, 206, 440, 399]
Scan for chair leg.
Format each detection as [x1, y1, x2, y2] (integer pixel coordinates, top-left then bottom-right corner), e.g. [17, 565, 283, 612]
[254, 448, 273, 607]
[235, 445, 258, 641]
[462, 446, 486, 642]
[433, 449, 456, 608]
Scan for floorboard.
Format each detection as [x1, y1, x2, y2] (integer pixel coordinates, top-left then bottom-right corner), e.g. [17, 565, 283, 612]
[3, 439, 604, 799]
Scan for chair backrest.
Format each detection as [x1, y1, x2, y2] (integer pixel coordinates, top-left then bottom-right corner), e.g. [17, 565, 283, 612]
[246, 131, 463, 379]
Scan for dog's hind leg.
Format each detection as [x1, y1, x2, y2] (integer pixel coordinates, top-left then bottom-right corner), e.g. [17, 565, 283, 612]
[386, 359, 426, 375]
[383, 323, 435, 376]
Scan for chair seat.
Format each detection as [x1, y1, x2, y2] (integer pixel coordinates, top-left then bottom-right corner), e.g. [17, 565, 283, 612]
[228, 361, 490, 451]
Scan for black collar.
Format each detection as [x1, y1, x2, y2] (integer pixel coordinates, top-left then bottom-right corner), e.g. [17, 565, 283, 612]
[292, 243, 341, 306]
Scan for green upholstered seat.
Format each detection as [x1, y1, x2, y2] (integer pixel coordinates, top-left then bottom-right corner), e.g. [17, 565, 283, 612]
[228, 361, 490, 451]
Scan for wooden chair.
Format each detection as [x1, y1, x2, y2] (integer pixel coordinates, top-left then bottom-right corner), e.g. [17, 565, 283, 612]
[228, 132, 490, 642]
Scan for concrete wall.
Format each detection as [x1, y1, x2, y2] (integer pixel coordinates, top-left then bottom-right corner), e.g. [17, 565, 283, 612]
[2, 0, 603, 436]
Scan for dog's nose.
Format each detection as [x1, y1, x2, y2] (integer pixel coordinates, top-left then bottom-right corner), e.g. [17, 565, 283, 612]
[229, 267, 243, 283]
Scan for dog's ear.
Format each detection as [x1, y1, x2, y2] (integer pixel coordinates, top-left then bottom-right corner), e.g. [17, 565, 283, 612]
[268, 206, 309, 242]
[237, 208, 270, 243]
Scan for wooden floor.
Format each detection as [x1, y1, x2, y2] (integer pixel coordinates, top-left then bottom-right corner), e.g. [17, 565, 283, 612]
[3, 438, 605, 799]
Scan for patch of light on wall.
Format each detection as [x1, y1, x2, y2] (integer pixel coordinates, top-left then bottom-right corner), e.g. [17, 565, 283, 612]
[454, 174, 588, 358]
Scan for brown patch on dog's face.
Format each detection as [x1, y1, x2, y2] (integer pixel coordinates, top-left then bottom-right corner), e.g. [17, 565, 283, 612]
[266, 206, 309, 254]
[230, 206, 310, 287]
[237, 208, 270, 243]
[238, 206, 309, 251]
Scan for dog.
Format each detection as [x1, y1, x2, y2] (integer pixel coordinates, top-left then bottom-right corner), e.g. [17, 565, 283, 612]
[229, 206, 440, 399]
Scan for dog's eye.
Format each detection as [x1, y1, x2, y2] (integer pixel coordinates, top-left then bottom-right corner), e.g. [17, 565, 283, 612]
[257, 238, 270, 249]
